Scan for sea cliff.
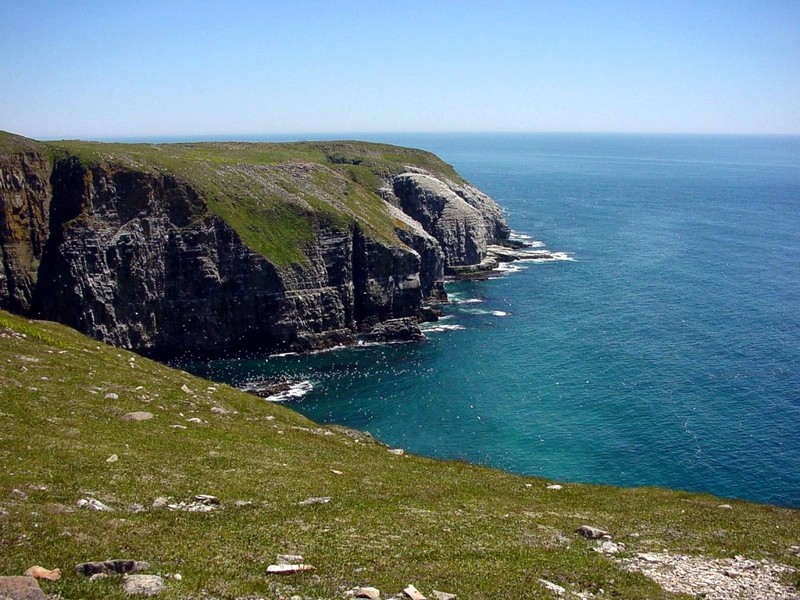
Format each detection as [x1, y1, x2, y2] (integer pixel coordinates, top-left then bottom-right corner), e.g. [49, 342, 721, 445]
[0, 131, 510, 357]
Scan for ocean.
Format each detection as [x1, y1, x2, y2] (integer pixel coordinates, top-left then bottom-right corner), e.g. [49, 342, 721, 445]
[183, 133, 800, 507]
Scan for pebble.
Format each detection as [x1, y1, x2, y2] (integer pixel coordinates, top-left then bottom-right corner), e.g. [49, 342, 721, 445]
[537, 579, 566, 596]
[106, 454, 119, 463]
[122, 411, 154, 422]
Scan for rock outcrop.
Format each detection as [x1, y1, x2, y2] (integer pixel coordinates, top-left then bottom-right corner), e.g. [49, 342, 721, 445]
[0, 132, 512, 357]
[0, 139, 51, 313]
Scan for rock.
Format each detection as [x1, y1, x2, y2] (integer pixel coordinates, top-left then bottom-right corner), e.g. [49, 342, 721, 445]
[330, 469, 343, 475]
[151, 497, 169, 509]
[194, 494, 219, 505]
[266, 564, 315, 574]
[122, 412, 154, 422]
[106, 454, 119, 463]
[0, 576, 48, 600]
[351, 587, 381, 599]
[789, 545, 800, 556]
[365, 318, 423, 342]
[275, 554, 304, 565]
[718, 504, 733, 509]
[75, 560, 150, 576]
[576, 525, 610, 540]
[186, 417, 203, 424]
[431, 591, 457, 600]
[22, 566, 60, 581]
[180, 384, 194, 395]
[10, 488, 28, 500]
[594, 540, 625, 555]
[546, 484, 563, 490]
[89, 573, 108, 582]
[122, 574, 164, 596]
[105, 392, 119, 400]
[77, 497, 113, 511]
[388, 448, 405, 456]
[210, 406, 229, 414]
[403, 584, 426, 600]
[297, 496, 331, 506]
[537, 579, 565, 596]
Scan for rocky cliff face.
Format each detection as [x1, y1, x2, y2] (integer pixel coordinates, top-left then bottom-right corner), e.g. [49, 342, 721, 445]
[0, 150, 51, 313]
[0, 134, 511, 357]
[389, 171, 510, 269]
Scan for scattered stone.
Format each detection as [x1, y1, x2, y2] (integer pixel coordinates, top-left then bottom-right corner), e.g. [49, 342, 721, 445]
[180, 384, 194, 395]
[152, 497, 169, 509]
[11, 488, 28, 500]
[266, 564, 315, 574]
[718, 504, 733, 509]
[234, 500, 253, 507]
[297, 496, 331, 506]
[0, 576, 48, 600]
[620, 552, 798, 600]
[106, 454, 119, 463]
[89, 573, 108, 582]
[537, 579, 565, 596]
[166, 499, 218, 512]
[173, 573, 182, 581]
[576, 525, 610, 540]
[350, 586, 381, 599]
[403, 584, 426, 600]
[525, 483, 533, 488]
[105, 392, 119, 400]
[75, 560, 150, 576]
[186, 417, 203, 424]
[210, 406, 229, 415]
[388, 448, 405, 456]
[431, 591, 457, 600]
[23, 566, 61, 580]
[276, 554, 304, 565]
[194, 494, 220, 505]
[546, 484, 563, 490]
[77, 497, 114, 511]
[594, 540, 625, 555]
[122, 411, 154, 422]
[169, 424, 187, 429]
[122, 574, 164, 596]
[789, 545, 800, 556]
[331, 469, 344, 475]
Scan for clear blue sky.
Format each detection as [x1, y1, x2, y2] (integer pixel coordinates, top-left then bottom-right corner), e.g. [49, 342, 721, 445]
[2, 0, 799, 139]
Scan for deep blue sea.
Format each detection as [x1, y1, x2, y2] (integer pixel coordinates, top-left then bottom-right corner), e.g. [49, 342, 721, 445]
[183, 133, 800, 507]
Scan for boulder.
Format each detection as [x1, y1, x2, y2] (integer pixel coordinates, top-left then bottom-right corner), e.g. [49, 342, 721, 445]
[75, 560, 150, 576]
[122, 412, 154, 422]
[122, 574, 164, 596]
[576, 525, 610, 540]
[0, 576, 48, 600]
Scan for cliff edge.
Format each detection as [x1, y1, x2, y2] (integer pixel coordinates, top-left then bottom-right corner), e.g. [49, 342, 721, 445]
[0, 132, 510, 357]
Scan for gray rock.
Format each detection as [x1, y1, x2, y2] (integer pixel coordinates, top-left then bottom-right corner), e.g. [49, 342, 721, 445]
[77, 497, 114, 511]
[0, 576, 48, 600]
[75, 560, 150, 576]
[297, 496, 331, 506]
[122, 411, 154, 422]
[576, 525, 611, 540]
[193, 494, 219, 505]
[105, 392, 119, 400]
[151, 497, 169, 509]
[122, 574, 164, 596]
[537, 579, 565, 596]
[432, 591, 457, 600]
[350, 587, 381, 599]
[366, 318, 423, 342]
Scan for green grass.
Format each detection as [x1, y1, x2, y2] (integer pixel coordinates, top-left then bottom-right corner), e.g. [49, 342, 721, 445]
[32, 137, 462, 267]
[1, 309, 798, 599]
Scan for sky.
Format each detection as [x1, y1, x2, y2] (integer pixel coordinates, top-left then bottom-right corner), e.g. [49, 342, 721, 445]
[1, 0, 799, 139]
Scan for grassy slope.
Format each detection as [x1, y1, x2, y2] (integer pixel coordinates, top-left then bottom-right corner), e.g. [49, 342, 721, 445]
[1, 309, 798, 599]
[37, 136, 461, 266]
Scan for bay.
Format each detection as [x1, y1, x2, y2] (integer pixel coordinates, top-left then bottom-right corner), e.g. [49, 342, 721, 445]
[184, 133, 800, 507]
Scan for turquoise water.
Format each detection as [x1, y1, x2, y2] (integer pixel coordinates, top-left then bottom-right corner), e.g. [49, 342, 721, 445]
[184, 133, 800, 507]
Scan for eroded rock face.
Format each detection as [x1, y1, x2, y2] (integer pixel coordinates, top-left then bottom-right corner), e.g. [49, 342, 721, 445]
[0, 140, 511, 358]
[0, 151, 51, 312]
[391, 172, 509, 268]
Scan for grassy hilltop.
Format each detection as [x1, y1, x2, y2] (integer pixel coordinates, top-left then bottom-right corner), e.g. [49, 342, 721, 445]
[1, 309, 798, 599]
[8, 132, 463, 266]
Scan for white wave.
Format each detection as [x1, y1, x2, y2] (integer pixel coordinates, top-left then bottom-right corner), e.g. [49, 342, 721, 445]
[496, 262, 526, 273]
[421, 323, 466, 333]
[492, 311, 508, 317]
[270, 351, 299, 358]
[263, 380, 314, 402]
[449, 297, 483, 304]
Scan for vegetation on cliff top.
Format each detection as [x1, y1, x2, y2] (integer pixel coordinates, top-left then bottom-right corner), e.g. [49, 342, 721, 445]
[24, 133, 460, 266]
[1, 309, 798, 599]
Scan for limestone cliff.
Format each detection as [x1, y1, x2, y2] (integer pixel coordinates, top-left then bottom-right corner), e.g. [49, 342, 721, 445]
[0, 132, 511, 357]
